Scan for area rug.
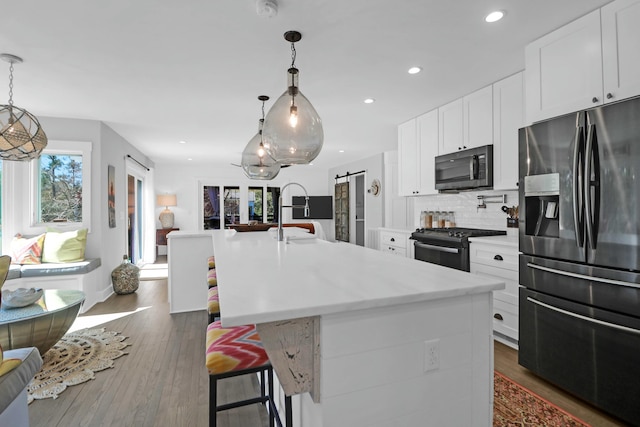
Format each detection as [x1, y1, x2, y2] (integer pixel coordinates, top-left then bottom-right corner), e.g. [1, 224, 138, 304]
[494, 371, 591, 426]
[27, 328, 130, 403]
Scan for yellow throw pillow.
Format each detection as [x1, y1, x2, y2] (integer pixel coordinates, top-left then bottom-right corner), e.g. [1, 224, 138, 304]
[42, 228, 88, 263]
[9, 234, 45, 265]
[0, 344, 22, 377]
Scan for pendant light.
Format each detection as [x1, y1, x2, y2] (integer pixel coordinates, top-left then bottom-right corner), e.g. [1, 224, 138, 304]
[263, 30, 323, 165]
[0, 53, 47, 161]
[241, 95, 281, 180]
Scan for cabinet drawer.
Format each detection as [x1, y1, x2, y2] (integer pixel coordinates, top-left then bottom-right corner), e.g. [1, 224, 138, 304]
[381, 245, 407, 257]
[493, 299, 519, 341]
[379, 231, 409, 247]
[470, 243, 518, 270]
[470, 263, 519, 302]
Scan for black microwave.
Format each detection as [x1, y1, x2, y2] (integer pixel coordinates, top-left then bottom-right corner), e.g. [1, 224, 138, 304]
[434, 145, 493, 191]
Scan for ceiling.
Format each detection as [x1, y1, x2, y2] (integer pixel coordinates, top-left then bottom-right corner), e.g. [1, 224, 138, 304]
[1, 0, 612, 171]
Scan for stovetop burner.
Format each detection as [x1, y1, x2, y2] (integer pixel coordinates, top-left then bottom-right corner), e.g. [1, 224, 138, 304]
[412, 227, 507, 241]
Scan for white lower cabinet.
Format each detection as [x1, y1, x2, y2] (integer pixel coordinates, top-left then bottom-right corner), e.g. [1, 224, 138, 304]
[379, 228, 413, 258]
[469, 239, 519, 348]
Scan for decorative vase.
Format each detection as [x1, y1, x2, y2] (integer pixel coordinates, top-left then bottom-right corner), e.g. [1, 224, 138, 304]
[111, 255, 140, 295]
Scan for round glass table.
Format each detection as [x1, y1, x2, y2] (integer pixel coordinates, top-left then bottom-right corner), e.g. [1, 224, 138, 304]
[0, 289, 85, 355]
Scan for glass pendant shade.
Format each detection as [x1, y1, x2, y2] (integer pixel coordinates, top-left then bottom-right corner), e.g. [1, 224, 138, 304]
[241, 119, 281, 180]
[263, 67, 323, 165]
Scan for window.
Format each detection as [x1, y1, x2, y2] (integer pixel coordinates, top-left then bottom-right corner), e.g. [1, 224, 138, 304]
[223, 186, 240, 228]
[31, 141, 92, 230]
[38, 154, 83, 222]
[267, 187, 280, 223]
[248, 187, 263, 223]
[203, 186, 221, 229]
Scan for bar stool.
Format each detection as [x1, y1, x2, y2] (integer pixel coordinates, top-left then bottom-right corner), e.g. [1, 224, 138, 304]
[207, 268, 217, 287]
[207, 287, 220, 323]
[206, 321, 292, 427]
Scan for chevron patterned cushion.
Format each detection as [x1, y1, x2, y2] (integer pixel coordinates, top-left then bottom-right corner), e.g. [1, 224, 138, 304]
[206, 321, 269, 375]
[208, 287, 220, 315]
[208, 256, 215, 269]
[10, 234, 45, 265]
[207, 268, 217, 287]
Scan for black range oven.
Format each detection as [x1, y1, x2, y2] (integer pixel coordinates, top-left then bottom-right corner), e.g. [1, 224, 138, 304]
[411, 227, 507, 272]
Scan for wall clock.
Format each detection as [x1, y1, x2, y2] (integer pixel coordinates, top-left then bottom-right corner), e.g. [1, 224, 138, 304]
[369, 179, 381, 196]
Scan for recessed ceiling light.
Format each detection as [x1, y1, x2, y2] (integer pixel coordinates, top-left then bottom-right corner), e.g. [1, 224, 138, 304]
[339, 150, 345, 153]
[187, 158, 193, 161]
[364, 98, 375, 104]
[408, 67, 422, 75]
[179, 140, 187, 144]
[485, 10, 505, 23]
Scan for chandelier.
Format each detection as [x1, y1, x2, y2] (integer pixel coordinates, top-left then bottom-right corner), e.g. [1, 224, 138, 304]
[262, 31, 323, 165]
[0, 53, 47, 161]
[241, 95, 281, 180]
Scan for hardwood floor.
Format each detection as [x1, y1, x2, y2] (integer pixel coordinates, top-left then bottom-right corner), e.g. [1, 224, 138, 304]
[494, 342, 629, 426]
[28, 269, 630, 426]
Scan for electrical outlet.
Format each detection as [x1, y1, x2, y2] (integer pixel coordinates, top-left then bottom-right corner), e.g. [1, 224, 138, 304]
[424, 339, 440, 372]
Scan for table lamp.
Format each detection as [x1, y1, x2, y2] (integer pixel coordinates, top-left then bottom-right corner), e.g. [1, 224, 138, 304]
[157, 194, 177, 228]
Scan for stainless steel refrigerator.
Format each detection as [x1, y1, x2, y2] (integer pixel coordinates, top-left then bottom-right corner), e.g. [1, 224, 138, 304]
[519, 95, 640, 426]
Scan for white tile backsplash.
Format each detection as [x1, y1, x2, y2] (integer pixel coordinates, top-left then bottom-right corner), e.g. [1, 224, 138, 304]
[412, 189, 519, 236]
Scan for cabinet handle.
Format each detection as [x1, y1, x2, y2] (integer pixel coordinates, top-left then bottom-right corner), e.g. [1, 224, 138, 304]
[592, 97, 599, 103]
[389, 247, 395, 251]
[458, 147, 462, 150]
[390, 238, 395, 242]
[493, 254, 503, 261]
[494, 313, 504, 321]
[606, 93, 613, 100]
[463, 146, 467, 149]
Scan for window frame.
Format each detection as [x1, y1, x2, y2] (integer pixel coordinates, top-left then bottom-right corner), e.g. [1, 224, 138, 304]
[29, 140, 92, 232]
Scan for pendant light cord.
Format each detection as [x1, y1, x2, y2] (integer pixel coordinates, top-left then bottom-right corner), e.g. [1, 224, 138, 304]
[290, 41, 297, 68]
[7, 61, 14, 106]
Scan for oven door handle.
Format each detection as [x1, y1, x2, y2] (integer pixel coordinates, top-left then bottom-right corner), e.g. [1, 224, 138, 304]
[414, 242, 460, 254]
[527, 262, 640, 290]
[526, 297, 640, 335]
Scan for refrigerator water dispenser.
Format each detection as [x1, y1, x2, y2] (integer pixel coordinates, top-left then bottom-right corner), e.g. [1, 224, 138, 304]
[524, 173, 560, 237]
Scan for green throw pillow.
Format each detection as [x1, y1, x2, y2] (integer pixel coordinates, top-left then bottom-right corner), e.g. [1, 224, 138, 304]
[42, 228, 88, 263]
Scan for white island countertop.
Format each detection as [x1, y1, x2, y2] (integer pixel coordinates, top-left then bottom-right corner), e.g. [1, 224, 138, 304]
[213, 229, 505, 327]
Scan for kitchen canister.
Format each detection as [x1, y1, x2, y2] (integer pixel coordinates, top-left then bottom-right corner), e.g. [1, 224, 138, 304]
[111, 255, 140, 295]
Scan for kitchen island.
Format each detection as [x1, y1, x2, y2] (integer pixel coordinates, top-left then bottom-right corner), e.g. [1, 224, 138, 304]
[212, 229, 504, 427]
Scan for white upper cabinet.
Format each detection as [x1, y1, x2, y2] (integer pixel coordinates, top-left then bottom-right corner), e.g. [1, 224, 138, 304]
[438, 98, 464, 154]
[463, 85, 493, 150]
[398, 119, 419, 196]
[526, 0, 640, 124]
[525, 10, 603, 124]
[601, 0, 640, 103]
[493, 72, 524, 190]
[417, 110, 438, 195]
[397, 110, 439, 196]
[439, 86, 493, 155]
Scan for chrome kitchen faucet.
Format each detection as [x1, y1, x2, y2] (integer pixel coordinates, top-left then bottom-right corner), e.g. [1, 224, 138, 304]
[277, 182, 310, 241]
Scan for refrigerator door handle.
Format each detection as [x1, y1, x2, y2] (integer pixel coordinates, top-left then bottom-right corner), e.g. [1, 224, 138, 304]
[584, 121, 600, 250]
[527, 297, 640, 335]
[527, 262, 640, 290]
[527, 297, 640, 334]
[572, 120, 585, 248]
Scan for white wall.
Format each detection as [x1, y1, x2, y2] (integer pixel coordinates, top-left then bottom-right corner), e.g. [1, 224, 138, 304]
[327, 153, 385, 245]
[153, 161, 330, 234]
[2, 116, 154, 300]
